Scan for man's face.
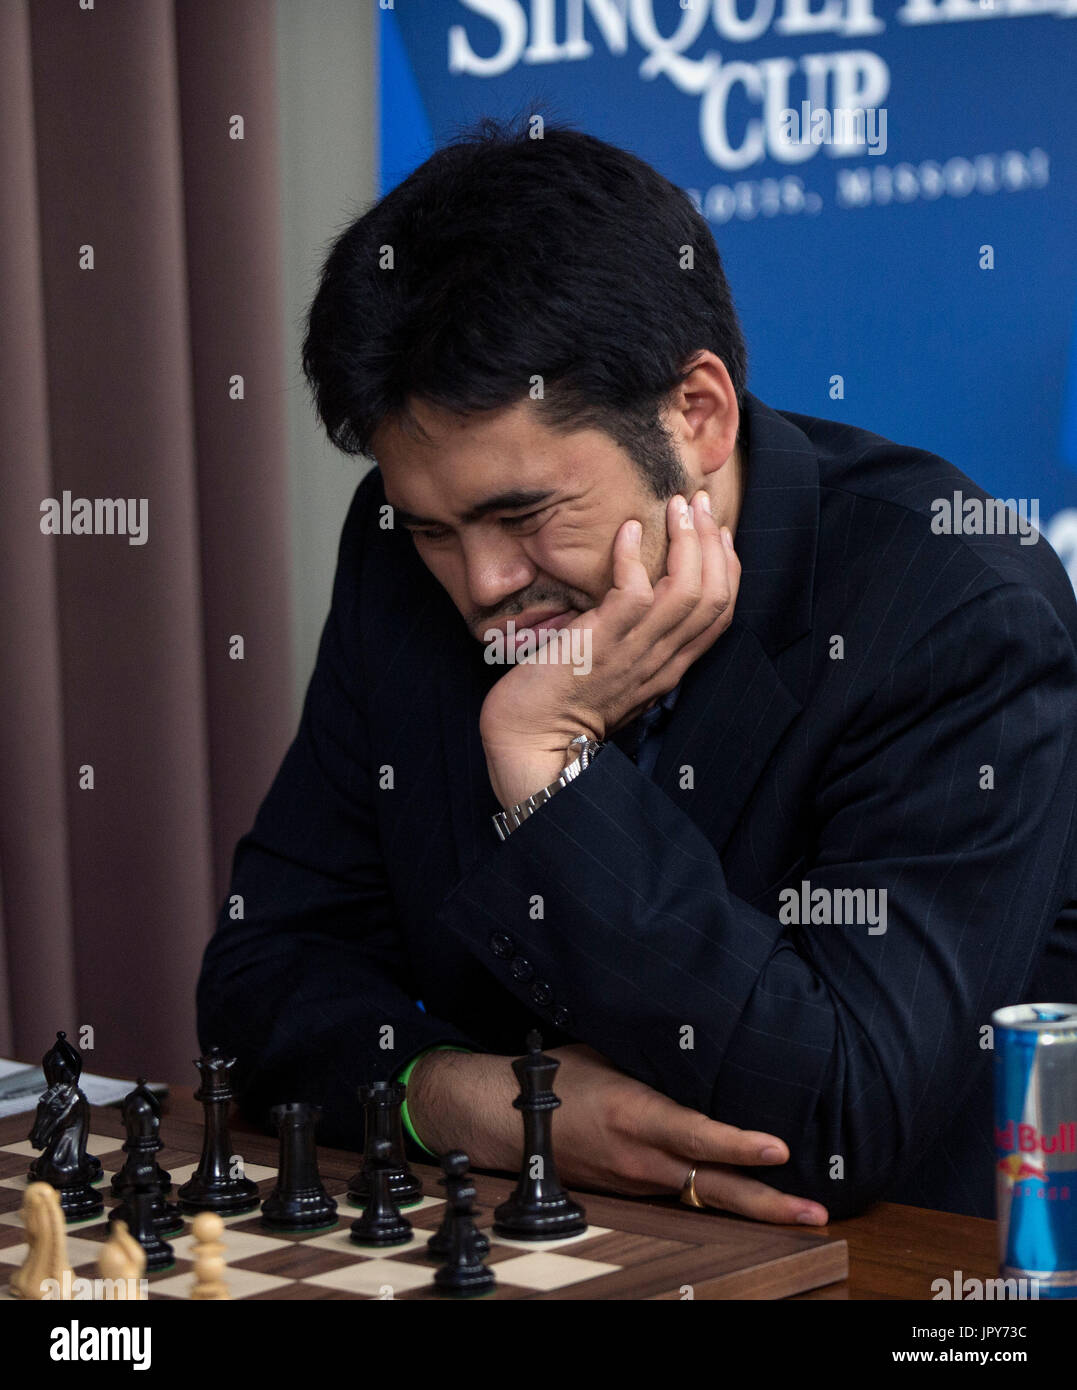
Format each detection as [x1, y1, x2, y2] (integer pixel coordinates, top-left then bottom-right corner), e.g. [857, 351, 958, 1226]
[374, 397, 676, 651]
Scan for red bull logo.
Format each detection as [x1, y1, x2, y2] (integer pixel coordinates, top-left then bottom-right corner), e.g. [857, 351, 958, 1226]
[996, 1151, 1070, 1200]
[997, 1153, 1046, 1182]
[994, 1120, 1077, 1155]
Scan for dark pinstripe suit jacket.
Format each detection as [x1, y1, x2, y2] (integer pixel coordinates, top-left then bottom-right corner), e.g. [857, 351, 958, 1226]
[197, 391, 1077, 1220]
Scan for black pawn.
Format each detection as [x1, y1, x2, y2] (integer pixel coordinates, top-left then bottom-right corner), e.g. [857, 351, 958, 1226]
[350, 1139, 412, 1247]
[433, 1166, 496, 1298]
[493, 1031, 586, 1241]
[110, 1079, 172, 1198]
[29, 1032, 101, 1185]
[109, 1089, 182, 1236]
[427, 1151, 489, 1261]
[121, 1170, 174, 1272]
[346, 1081, 423, 1208]
[261, 1103, 338, 1231]
[176, 1047, 259, 1215]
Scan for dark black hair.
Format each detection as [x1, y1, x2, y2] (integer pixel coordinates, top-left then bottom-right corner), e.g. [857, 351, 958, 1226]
[301, 112, 748, 498]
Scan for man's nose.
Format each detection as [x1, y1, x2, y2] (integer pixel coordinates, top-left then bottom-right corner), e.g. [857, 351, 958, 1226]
[461, 532, 535, 615]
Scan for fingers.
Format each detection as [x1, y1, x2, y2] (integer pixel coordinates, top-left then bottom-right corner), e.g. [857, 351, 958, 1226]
[684, 490, 737, 639]
[678, 493, 739, 653]
[605, 518, 655, 624]
[692, 1165, 830, 1226]
[650, 490, 737, 650]
[627, 1141, 830, 1227]
[572, 491, 741, 728]
[667, 582, 738, 671]
[636, 1101, 789, 1169]
[640, 1105, 830, 1225]
[661, 495, 703, 605]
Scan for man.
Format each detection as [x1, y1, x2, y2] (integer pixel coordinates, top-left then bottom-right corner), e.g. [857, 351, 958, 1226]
[197, 117, 1077, 1225]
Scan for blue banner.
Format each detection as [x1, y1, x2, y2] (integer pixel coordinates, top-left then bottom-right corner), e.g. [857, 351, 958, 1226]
[379, 0, 1077, 592]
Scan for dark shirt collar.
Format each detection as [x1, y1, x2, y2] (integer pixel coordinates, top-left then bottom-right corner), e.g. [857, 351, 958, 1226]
[641, 683, 681, 723]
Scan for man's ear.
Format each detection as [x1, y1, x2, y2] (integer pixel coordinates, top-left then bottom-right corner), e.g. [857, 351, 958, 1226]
[674, 352, 740, 482]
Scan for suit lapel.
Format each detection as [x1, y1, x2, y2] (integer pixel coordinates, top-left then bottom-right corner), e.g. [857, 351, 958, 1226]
[652, 622, 803, 850]
[652, 393, 820, 850]
[437, 623, 502, 875]
[376, 530, 500, 878]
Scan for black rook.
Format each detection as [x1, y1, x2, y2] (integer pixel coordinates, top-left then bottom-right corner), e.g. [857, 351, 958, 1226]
[346, 1080, 423, 1208]
[261, 1102, 338, 1231]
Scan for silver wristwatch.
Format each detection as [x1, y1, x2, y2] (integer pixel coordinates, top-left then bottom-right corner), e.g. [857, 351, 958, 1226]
[492, 734, 604, 841]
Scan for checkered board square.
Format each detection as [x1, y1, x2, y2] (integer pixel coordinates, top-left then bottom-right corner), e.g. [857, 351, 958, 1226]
[0, 1108, 846, 1300]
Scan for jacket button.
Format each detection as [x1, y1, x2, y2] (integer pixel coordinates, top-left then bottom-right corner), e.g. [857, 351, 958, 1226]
[551, 1005, 571, 1028]
[489, 932, 515, 959]
[511, 957, 534, 982]
[530, 980, 553, 1006]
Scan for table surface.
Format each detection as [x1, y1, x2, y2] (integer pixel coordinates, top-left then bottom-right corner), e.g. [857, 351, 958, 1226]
[158, 1085, 996, 1300]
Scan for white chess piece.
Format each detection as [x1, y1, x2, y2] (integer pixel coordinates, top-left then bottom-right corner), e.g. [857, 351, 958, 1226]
[190, 1211, 230, 1299]
[97, 1218, 146, 1298]
[10, 1182, 74, 1300]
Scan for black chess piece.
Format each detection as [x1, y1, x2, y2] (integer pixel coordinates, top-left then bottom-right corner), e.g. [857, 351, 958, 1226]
[346, 1081, 423, 1208]
[493, 1031, 587, 1241]
[120, 1167, 175, 1272]
[349, 1139, 412, 1247]
[27, 1079, 103, 1223]
[28, 1032, 101, 1185]
[427, 1151, 489, 1261]
[260, 1102, 338, 1231]
[108, 1087, 182, 1236]
[176, 1047, 259, 1215]
[110, 1079, 172, 1198]
[433, 1165, 496, 1298]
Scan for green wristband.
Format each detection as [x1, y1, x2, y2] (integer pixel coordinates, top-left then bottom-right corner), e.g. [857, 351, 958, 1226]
[396, 1045, 471, 1158]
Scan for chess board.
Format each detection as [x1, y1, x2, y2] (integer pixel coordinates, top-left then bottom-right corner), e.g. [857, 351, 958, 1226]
[0, 1107, 847, 1300]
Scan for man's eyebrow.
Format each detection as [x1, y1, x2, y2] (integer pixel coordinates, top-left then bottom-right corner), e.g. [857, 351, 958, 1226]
[394, 489, 556, 528]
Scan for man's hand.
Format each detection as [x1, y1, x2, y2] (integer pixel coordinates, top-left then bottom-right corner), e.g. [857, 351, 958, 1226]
[406, 1044, 829, 1227]
[480, 489, 741, 810]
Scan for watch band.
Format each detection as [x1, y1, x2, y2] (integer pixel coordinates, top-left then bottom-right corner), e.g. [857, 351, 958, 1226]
[492, 735, 603, 841]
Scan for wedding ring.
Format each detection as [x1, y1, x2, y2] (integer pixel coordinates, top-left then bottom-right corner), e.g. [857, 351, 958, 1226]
[680, 1165, 706, 1208]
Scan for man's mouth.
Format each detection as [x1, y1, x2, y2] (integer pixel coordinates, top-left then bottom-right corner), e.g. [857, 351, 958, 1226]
[482, 608, 577, 649]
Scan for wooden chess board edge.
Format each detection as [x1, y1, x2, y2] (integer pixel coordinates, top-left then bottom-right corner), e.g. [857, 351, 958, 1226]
[688, 1240, 849, 1301]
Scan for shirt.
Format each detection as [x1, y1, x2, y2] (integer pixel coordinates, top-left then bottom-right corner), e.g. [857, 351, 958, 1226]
[610, 682, 682, 776]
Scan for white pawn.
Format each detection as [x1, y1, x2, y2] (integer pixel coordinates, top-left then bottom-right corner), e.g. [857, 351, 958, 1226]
[190, 1211, 230, 1300]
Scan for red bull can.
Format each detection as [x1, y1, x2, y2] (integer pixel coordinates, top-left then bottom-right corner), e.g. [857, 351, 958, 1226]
[993, 1003, 1077, 1298]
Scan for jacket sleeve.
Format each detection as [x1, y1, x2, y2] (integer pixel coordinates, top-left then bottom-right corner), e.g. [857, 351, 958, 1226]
[195, 477, 479, 1149]
[433, 583, 1077, 1218]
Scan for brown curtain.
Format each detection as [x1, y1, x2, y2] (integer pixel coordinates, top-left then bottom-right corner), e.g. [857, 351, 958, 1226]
[0, 0, 293, 1083]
